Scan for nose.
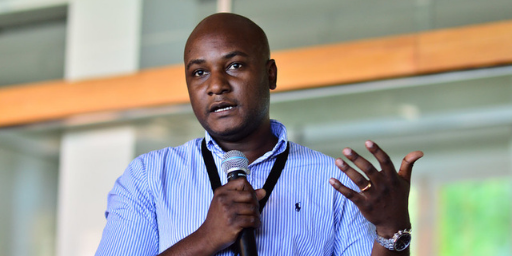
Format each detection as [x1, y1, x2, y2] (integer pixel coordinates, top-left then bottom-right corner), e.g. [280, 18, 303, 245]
[207, 70, 231, 96]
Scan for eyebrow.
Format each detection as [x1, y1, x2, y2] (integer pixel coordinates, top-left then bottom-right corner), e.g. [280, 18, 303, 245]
[223, 51, 248, 60]
[186, 51, 249, 71]
[186, 59, 205, 71]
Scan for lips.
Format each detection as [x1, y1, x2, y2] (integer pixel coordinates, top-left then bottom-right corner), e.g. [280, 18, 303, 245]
[209, 101, 237, 113]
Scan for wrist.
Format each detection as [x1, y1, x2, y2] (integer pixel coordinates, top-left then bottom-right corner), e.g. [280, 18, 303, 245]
[375, 228, 412, 252]
[375, 215, 411, 238]
[161, 227, 222, 256]
[191, 226, 224, 255]
[376, 223, 411, 238]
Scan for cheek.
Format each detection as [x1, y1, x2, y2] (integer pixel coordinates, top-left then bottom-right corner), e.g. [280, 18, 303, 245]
[188, 93, 206, 117]
[254, 82, 270, 104]
[243, 87, 269, 115]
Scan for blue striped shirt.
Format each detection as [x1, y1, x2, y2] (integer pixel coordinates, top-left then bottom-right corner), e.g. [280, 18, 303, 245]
[96, 120, 376, 255]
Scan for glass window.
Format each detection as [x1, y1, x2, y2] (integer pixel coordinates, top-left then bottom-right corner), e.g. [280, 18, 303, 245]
[0, 5, 66, 87]
[231, 0, 512, 51]
[139, 0, 217, 68]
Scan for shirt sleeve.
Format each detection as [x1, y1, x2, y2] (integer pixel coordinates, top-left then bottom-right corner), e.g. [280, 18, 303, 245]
[95, 156, 159, 256]
[333, 176, 376, 256]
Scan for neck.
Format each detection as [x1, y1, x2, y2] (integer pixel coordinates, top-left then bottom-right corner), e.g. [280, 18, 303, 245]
[214, 123, 278, 164]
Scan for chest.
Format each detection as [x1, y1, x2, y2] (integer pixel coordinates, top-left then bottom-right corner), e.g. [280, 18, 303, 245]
[154, 163, 336, 254]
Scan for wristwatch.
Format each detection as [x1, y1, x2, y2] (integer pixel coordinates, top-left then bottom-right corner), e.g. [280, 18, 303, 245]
[376, 229, 412, 251]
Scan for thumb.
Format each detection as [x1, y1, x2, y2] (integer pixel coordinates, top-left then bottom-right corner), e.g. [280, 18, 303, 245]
[255, 189, 266, 201]
[398, 151, 424, 183]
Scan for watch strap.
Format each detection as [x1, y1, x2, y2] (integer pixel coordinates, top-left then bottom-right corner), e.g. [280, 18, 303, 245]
[376, 228, 412, 251]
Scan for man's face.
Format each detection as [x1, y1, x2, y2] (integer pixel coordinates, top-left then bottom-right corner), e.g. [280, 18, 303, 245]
[184, 27, 276, 142]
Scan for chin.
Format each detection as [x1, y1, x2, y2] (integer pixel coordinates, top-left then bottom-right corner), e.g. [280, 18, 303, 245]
[209, 128, 242, 141]
[207, 123, 251, 142]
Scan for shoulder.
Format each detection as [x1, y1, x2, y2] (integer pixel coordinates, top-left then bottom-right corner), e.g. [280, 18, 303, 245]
[286, 141, 357, 190]
[282, 141, 338, 182]
[134, 138, 202, 167]
[287, 141, 336, 167]
[125, 138, 203, 184]
[121, 138, 203, 195]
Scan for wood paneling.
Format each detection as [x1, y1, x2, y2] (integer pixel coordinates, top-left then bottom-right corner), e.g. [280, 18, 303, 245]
[273, 35, 417, 91]
[0, 65, 187, 126]
[418, 21, 512, 73]
[1, 20, 512, 127]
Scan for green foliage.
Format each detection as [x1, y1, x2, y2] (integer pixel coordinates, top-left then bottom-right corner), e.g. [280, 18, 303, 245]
[439, 178, 512, 256]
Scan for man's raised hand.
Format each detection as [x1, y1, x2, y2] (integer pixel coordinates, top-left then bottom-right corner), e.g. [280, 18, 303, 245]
[329, 140, 423, 238]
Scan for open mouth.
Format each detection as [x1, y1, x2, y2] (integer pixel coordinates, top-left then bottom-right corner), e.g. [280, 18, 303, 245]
[214, 106, 234, 113]
[210, 102, 237, 113]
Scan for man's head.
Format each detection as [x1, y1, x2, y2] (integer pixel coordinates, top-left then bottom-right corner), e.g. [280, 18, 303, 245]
[184, 13, 277, 142]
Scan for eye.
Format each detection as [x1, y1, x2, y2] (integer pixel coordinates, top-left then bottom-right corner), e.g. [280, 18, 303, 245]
[193, 69, 207, 77]
[228, 63, 242, 70]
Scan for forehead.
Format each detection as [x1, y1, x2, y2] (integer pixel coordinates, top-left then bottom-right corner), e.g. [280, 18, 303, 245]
[184, 30, 259, 63]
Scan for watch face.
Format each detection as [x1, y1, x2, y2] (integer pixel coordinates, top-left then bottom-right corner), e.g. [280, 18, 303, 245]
[394, 233, 412, 251]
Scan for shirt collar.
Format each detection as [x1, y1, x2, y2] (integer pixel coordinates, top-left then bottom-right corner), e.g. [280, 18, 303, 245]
[204, 119, 288, 166]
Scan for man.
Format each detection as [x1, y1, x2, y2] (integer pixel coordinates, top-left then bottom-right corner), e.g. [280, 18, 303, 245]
[96, 13, 423, 256]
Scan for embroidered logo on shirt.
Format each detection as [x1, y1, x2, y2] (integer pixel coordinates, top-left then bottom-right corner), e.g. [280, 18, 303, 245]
[295, 202, 301, 212]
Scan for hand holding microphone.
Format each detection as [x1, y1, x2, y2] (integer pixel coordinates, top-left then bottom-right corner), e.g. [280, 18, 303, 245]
[221, 150, 259, 256]
[198, 150, 264, 255]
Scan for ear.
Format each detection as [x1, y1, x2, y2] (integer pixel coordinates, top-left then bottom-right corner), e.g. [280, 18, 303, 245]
[267, 59, 277, 90]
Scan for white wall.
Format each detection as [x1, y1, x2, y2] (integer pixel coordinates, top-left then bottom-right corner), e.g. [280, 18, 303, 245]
[0, 146, 58, 256]
[57, 126, 135, 256]
[56, 1, 142, 255]
[65, 0, 142, 80]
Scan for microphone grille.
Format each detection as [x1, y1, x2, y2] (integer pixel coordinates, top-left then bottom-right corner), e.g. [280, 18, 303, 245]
[221, 150, 249, 175]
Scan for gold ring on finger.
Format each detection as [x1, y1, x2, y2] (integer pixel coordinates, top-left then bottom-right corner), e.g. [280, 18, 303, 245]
[361, 182, 372, 192]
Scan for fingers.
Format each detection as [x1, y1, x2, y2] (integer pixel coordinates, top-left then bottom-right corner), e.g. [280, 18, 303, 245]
[211, 179, 262, 225]
[332, 141, 422, 237]
[219, 179, 259, 203]
[329, 178, 364, 204]
[255, 188, 266, 201]
[340, 146, 387, 191]
[231, 215, 261, 227]
[202, 179, 262, 250]
[398, 151, 424, 183]
[230, 202, 260, 216]
[224, 178, 252, 191]
[341, 141, 420, 185]
[364, 140, 395, 176]
[336, 141, 422, 195]
[335, 157, 371, 191]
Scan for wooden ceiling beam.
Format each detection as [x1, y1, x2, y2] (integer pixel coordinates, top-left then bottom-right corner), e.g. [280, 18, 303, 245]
[1, 20, 511, 127]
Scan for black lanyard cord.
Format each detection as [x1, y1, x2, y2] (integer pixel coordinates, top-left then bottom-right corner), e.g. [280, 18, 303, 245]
[201, 139, 289, 213]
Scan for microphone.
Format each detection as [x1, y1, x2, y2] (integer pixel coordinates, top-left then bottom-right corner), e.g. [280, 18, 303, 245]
[221, 150, 258, 256]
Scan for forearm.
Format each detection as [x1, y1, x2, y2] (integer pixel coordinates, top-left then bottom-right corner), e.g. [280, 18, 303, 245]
[158, 228, 221, 256]
[160, 180, 263, 256]
[371, 241, 409, 256]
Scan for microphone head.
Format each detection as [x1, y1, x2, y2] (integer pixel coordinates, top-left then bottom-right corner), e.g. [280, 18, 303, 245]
[221, 150, 250, 175]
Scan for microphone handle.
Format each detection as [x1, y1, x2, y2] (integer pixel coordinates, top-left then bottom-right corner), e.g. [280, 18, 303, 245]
[227, 170, 258, 256]
[238, 228, 257, 256]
